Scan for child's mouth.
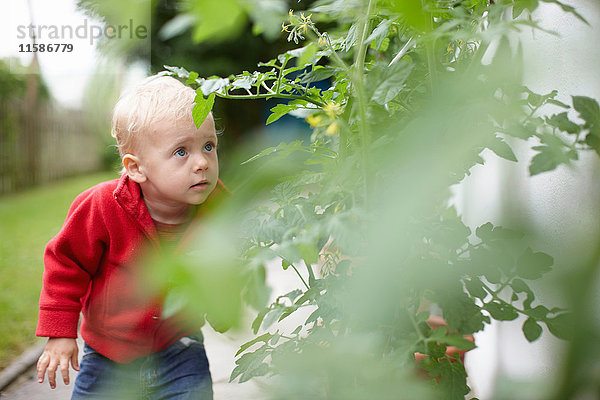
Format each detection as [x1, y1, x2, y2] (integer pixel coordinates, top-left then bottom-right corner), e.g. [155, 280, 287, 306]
[191, 181, 209, 189]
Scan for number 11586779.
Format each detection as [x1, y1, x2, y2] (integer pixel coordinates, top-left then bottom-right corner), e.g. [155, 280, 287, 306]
[19, 43, 74, 53]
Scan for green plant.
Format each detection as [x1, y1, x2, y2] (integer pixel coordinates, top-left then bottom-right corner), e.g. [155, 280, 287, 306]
[161, 0, 600, 398]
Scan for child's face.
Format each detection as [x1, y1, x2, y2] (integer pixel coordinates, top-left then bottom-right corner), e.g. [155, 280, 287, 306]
[134, 114, 219, 209]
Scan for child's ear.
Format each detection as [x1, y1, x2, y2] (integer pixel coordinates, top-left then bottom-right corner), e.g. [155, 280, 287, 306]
[122, 154, 146, 183]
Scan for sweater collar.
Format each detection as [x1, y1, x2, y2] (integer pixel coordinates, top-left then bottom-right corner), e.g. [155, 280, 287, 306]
[112, 174, 231, 249]
[113, 174, 158, 246]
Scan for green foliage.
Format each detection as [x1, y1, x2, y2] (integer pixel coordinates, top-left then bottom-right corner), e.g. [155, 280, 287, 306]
[0, 59, 51, 102]
[158, 0, 290, 43]
[76, 0, 151, 56]
[164, 0, 599, 398]
[187, 0, 247, 42]
[193, 91, 216, 129]
[148, 217, 247, 333]
[572, 96, 600, 154]
[0, 60, 26, 101]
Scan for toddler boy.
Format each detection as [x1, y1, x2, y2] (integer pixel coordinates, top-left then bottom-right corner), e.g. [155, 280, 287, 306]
[36, 75, 225, 399]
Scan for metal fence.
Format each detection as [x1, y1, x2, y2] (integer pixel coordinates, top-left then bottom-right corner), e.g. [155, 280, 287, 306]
[0, 100, 101, 195]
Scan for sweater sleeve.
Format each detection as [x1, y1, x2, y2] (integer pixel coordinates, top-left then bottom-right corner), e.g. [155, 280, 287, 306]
[36, 186, 109, 338]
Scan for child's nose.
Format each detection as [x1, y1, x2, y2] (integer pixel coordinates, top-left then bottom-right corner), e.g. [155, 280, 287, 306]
[193, 153, 209, 171]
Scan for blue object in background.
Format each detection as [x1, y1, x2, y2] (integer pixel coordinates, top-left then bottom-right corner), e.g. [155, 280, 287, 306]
[261, 65, 331, 145]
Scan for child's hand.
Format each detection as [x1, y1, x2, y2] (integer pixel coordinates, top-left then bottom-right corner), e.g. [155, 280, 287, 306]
[37, 338, 80, 389]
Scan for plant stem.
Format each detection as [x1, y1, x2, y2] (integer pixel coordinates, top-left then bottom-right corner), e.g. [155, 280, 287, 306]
[323, 34, 351, 74]
[408, 311, 426, 342]
[291, 264, 310, 289]
[216, 92, 325, 108]
[260, 81, 275, 94]
[480, 280, 536, 318]
[306, 263, 316, 285]
[355, 0, 375, 75]
[305, 23, 351, 75]
[276, 58, 287, 93]
[353, 0, 376, 209]
[490, 274, 516, 296]
[338, 97, 354, 160]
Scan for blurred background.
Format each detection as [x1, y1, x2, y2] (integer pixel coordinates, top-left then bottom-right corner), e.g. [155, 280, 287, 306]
[1, 0, 599, 399]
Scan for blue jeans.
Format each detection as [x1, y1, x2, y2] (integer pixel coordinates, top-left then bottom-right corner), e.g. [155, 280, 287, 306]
[71, 334, 213, 400]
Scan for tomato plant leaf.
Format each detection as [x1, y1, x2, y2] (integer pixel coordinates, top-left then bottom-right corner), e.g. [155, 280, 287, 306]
[546, 112, 580, 134]
[192, 91, 215, 129]
[540, 0, 589, 24]
[428, 358, 470, 400]
[545, 313, 573, 340]
[485, 302, 519, 321]
[230, 345, 270, 383]
[516, 247, 553, 280]
[443, 334, 476, 351]
[235, 333, 272, 357]
[370, 60, 413, 105]
[487, 135, 518, 162]
[572, 96, 600, 154]
[523, 317, 543, 342]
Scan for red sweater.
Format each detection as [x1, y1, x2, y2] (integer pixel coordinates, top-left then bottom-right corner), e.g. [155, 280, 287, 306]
[36, 174, 228, 363]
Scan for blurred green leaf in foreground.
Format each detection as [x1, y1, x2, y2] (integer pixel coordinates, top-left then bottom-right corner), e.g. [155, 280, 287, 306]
[144, 0, 600, 398]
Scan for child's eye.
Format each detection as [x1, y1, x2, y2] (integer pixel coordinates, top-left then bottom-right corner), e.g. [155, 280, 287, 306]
[174, 148, 187, 157]
[204, 143, 215, 152]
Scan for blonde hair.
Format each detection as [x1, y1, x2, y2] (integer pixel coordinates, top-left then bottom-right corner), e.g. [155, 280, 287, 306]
[111, 74, 197, 157]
